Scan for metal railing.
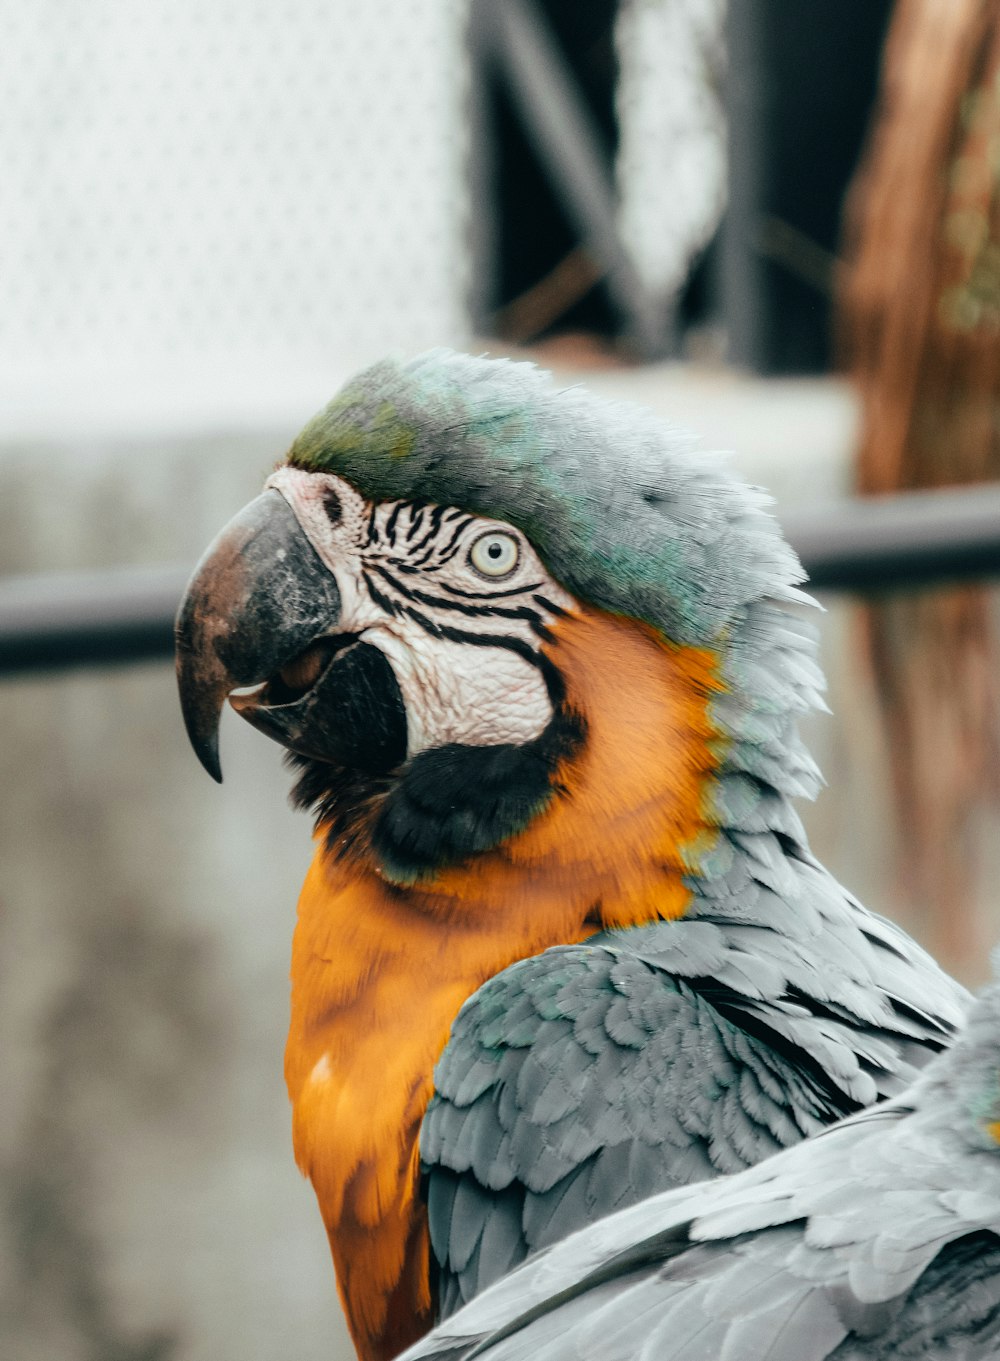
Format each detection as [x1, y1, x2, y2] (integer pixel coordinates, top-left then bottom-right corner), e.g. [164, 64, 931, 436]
[2, 485, 1000, 676]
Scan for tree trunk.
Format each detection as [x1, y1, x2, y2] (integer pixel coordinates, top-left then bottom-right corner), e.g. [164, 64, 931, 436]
[840, 0, 1000, 972]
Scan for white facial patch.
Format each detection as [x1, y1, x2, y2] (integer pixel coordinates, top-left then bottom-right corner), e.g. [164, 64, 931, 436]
[372, 630, 553, 751]
[265, 466, 578, 757]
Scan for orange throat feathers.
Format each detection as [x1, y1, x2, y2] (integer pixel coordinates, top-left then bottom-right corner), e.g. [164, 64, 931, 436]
[283, 605, 724, 1360]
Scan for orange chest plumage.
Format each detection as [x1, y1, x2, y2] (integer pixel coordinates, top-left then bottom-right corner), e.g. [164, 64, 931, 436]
[283, 609, 723, 1361]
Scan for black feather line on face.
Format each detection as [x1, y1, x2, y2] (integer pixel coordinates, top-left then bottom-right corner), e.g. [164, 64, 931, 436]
[434, 514, 475, 564]
[384, 500, 404, 545]
[435, 577, 544, 599]
[361, 572, 406, 619]
[533, 593, 570, 618]
[405, 505, 428, 541]
[367, 564, 550, 634]
[408, 504, 447, 559]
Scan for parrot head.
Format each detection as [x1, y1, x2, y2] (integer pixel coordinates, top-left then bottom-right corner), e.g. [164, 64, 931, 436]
[176, 350, 818, 887]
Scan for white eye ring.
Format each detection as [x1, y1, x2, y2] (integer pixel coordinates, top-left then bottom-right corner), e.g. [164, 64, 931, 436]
[469, 530, 520, 578]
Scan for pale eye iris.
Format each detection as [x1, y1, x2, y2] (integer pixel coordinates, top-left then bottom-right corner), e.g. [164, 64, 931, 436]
[469, 531, 519, 578]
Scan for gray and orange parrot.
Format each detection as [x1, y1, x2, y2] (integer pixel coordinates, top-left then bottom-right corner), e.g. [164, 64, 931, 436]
[175, 352, 968, 1361]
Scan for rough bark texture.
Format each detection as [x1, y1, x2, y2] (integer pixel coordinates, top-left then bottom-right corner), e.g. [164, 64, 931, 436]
[841, 0, 1000, 969]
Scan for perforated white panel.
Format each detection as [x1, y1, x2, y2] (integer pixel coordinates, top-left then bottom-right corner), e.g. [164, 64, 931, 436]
[0, 1, 470, 374]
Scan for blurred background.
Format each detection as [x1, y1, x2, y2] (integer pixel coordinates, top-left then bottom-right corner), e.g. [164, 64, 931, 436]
[3, 2, 999, 1358]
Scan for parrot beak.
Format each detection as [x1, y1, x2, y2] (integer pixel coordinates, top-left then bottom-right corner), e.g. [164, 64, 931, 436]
[174, 490, 344, 781]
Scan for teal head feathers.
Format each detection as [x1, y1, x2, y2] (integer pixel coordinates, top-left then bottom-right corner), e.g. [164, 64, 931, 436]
[288, 350, 811, 650]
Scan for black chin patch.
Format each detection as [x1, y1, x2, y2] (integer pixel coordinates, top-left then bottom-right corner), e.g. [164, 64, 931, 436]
[288, 704, 585, 885]
[371, 707, 584, 884]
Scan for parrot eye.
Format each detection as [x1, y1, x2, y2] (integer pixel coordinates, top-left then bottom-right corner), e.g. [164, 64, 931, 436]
[468, 531, 520, 578]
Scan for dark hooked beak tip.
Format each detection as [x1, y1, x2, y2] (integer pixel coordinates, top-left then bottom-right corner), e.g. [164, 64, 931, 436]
[200, 737, 224, 785]
[174, 489, 341, 781]
[174, 635, 227, 782]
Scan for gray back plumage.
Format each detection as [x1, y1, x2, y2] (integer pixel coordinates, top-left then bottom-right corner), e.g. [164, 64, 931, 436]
[404, 973, 1000, 1361]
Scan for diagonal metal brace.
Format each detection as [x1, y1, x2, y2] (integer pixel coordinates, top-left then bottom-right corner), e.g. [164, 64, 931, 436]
[471, 0, 672, 357]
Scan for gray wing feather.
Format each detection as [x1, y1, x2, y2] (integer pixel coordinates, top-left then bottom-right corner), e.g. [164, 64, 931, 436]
[830, 1234, 1000, 1359]
[403, 1094, 1000, 1360]
[423, 944, 833, 1311]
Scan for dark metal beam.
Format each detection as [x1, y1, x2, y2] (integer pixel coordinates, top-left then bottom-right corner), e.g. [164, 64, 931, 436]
[0, 565, 185, 674]
[3, 486, 1000, 675]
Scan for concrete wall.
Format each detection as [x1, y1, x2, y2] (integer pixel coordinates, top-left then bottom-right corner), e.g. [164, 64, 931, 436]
[0, 423, 354, 1361]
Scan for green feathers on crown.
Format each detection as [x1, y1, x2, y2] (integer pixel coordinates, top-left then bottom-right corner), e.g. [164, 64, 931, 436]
[287, 349, 808, 648]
